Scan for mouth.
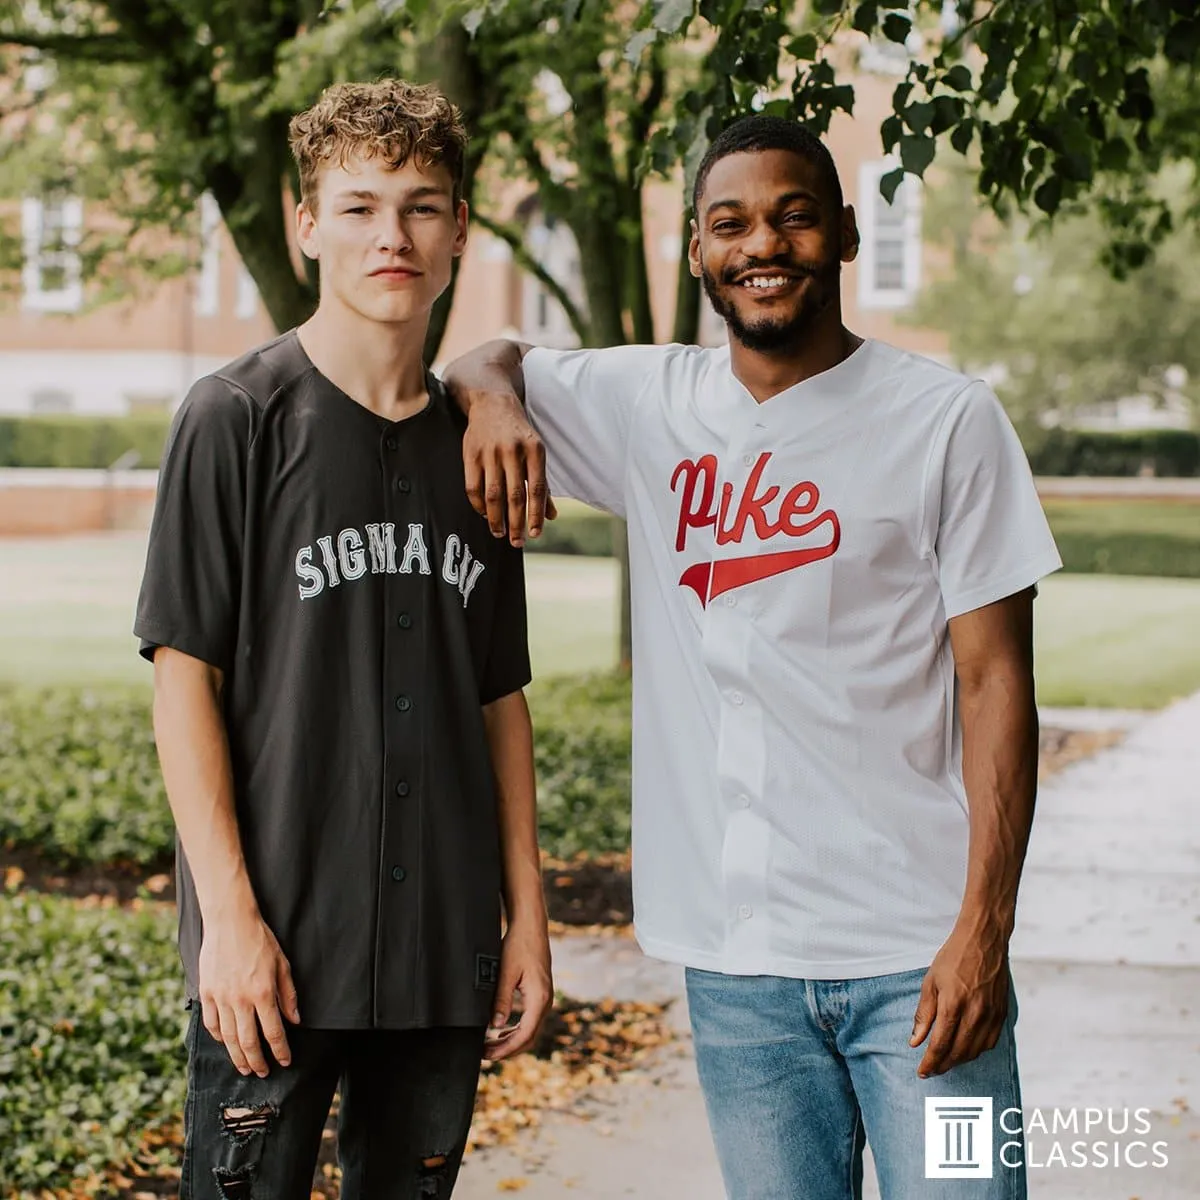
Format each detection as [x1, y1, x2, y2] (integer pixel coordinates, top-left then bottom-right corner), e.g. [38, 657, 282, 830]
[731, 271, 804, 297]
[371, 267, 420, 281]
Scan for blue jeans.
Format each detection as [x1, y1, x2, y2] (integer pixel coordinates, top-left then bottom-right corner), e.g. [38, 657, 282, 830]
[685, 966, 1026, 1200]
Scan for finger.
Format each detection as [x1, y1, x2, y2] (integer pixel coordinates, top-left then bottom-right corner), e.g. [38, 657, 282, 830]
[234, 1003, 270, 1078]
[910, 974, 938, 1047]
[934, 1018, 982, 1076]
[545, 494, 558, 522]
[276, 957, 301, 1025]
[918, 1006, 962, 1079]
[464, 441, 487, 519]
[504, 450, 529, 546]
[218, 1004, 252, 1076]
[200, 995, 222, 1045]
[525, 437, 548, 538]
[483, 451, 507, 538]
[257, 1000, 292, 1070]
[486, 986, 551, 1062]
[489, 968, 519, 1033]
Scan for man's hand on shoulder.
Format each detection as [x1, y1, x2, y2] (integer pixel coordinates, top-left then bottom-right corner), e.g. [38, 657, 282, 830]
[198, 907, 301, 1078]
[444, 339, 557, 547]
[482, 915, 553, 1062]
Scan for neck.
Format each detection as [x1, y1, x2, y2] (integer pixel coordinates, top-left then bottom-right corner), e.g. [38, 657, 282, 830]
[728, 309, 862, 405]
[297, 300, 430, 421]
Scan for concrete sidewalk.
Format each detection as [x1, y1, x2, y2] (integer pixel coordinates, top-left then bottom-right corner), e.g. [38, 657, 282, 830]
[457, 696, 1200, 1198]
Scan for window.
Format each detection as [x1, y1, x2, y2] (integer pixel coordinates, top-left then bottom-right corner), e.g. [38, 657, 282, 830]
[520, 211, 583, 348]
[235, 262, 259, 319]
[194, 192, 221, 317]
[22, 195, 83, 313]
[857, 159, 922, 309]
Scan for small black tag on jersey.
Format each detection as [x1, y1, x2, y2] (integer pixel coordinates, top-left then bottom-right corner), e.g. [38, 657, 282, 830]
[475, 953, 500, 990]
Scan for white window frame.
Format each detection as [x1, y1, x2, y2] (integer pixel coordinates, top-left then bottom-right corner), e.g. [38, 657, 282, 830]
[235, 262, 259, 319]
[857, 158, 922, 310]
[21, 195, 83, 313]
[194, 192, 221, 317]
[520, 212, 582, 348]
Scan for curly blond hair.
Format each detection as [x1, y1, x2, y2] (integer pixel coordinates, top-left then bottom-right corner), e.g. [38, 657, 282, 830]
[289, 79, 467, 212]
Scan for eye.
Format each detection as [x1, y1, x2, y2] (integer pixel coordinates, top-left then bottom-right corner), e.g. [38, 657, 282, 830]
[784, 210, 816, 225]
[410, 205, 441, 215]
[711, 220, 742, 234]
[344, 206, 371, 216]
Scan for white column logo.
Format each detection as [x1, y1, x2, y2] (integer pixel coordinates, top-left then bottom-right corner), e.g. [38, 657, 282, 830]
[925, 1098, 994, 1179]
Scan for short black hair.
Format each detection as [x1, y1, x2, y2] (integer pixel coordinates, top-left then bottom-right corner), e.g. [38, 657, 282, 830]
[692, 114, 844, 217]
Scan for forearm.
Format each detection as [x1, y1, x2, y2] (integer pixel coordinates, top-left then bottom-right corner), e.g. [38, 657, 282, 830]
[443, 339, 531, 409]
[482, 690, 546, 926]
[956, 665, 1039, 941]
[152, 648, 258, 924]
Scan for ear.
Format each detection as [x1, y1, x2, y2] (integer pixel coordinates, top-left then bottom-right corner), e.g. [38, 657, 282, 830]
[296, 201, 319, 262]
[453, 198, 469, 258]
[687, 218, 702, 279]
[840, 205, 860, 264]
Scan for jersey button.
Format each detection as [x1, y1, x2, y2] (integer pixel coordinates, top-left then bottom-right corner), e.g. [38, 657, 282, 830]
[737, 904, 753, 920]
[397, 613, 412, 630]
[395, 780, 410, 797]
[731, 691, 744, 706]
[385, 436, 398, 451]
[391, 865, 407, 882]
[396, 477, 412, 493]
[395, 694, 412, 712]
[735, 793, 750, 809]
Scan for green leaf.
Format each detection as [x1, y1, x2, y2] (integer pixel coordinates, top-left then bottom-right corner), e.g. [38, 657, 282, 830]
[788, 33, 819, 61]
[899, 133, 936, 177]
[1034, 174, 1063, 215]
[881, 114, 902, 153]
[852, 2, 880, 35]
[930, 95, 962, 135]
[882, 13, 912, 44]
[904, 101, 935, 135]
[943, 64, 972, 92]
[879, 166, 906, 205]
[949, 119, 974, 154]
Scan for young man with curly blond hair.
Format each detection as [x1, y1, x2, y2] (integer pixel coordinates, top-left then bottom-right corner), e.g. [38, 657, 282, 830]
[135, 80, 552, 1199]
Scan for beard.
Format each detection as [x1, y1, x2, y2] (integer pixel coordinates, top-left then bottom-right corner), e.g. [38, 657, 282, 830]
[701, 253, 841, 353]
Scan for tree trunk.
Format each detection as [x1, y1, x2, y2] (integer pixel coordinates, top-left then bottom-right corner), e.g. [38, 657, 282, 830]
[672, 210, 702, 345]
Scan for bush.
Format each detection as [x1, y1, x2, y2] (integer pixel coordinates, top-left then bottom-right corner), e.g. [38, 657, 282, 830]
[0, 689, 173, 869]
[1027, 428, 1200, 477]
[0, 891, 186, 1195]
[0, 673, 633, 869]
[1043, 500, 1200, 579]
[525, 507, 615, 558]
[0, 415, 172, 470]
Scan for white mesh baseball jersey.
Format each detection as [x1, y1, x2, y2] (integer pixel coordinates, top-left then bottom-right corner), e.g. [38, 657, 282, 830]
[524, 338, 1062, 979]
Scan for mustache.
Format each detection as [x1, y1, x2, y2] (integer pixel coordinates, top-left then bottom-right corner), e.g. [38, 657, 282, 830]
[721, 258, 817, 285]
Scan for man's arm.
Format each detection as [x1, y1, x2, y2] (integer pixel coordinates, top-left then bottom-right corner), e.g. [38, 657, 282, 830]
[153, 648, 300, 1077]
[443, 339, 554, 547]
[479, 689, 552, 1061]
[910, 587, 1038, 1077]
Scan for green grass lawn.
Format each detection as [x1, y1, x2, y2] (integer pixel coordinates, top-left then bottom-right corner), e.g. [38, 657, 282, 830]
[1, 533, 1198, 707]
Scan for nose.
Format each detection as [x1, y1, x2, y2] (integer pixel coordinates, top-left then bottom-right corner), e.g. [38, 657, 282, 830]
[738, 219, 789, 263]
[376, 210, 413, 255]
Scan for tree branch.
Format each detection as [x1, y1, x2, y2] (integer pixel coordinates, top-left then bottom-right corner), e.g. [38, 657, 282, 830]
[0, 29, 138, 61]
[472, 211, 590, 343]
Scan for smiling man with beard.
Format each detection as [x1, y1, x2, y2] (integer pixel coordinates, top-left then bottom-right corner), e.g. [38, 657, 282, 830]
[444, 115, 1061, 1199]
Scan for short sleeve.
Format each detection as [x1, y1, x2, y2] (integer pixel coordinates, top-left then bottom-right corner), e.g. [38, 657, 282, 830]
[479, 541, 532, 705]
[930, 383, 1062, 620]
[133, 375, 252, 671]
[523, 344, 668, 516]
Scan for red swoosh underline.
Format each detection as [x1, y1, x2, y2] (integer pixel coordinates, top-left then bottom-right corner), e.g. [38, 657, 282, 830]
[679, 517, 840, 608]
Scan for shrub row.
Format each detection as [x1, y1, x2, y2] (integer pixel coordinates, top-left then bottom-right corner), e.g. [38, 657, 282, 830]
[0, 673, 633, 870]
[1026, 428, 1199, 478]
[0, 891, 186, 1195]
[0, 415, 172, 470]
[1052, 529, 1200, 578]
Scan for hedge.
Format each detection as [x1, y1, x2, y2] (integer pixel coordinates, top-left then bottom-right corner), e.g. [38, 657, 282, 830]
[0, 673, 633, 871]
[1026, 428, 1199, 478]
[0, 891, 186, 1195]
[0, 415, 172, 470]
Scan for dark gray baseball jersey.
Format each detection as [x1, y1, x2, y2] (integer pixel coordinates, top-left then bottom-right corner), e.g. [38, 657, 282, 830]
[134, 330, 530, 1030]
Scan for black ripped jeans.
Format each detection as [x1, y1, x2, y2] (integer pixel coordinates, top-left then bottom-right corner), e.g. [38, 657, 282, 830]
[181, 1004, 487, 1199]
